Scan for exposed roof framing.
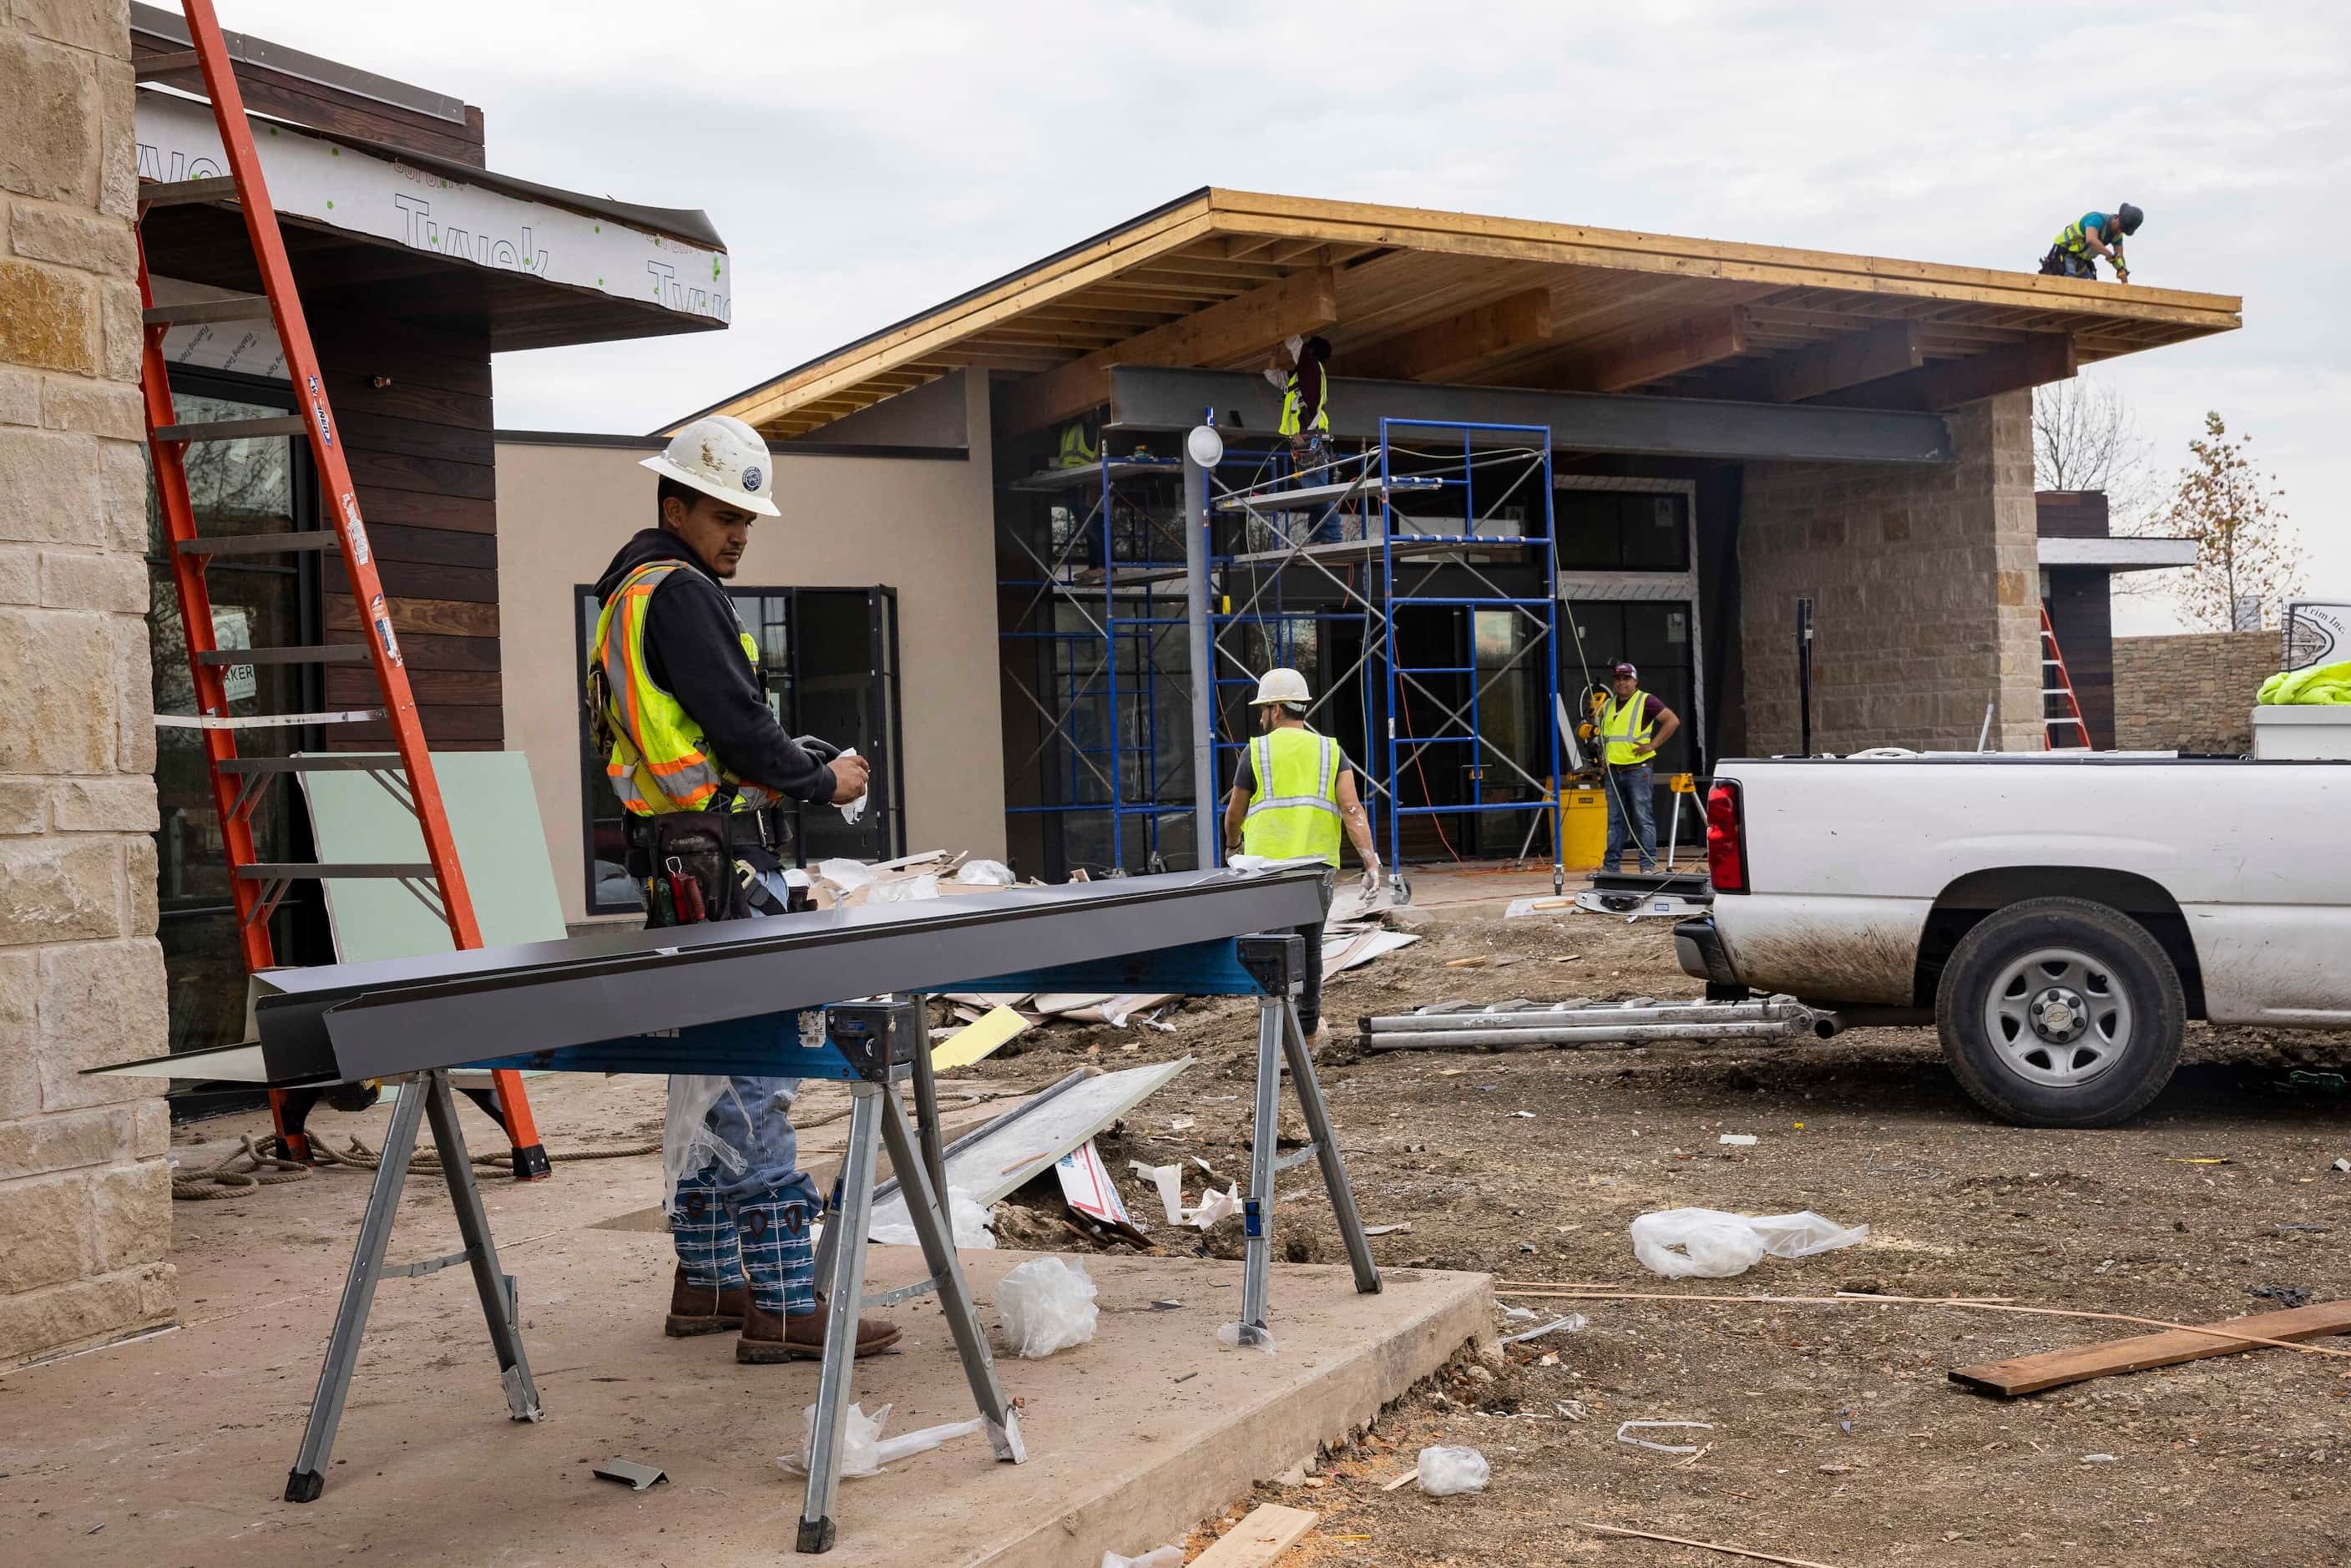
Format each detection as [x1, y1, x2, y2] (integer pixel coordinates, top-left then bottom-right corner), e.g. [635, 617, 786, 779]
[677, 189, 2241, 442]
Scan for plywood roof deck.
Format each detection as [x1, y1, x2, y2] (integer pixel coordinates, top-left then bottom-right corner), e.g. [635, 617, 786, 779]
[683, 189, 2241, 442]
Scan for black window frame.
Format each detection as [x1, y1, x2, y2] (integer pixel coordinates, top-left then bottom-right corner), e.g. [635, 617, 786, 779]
[574, 581, 906, 916]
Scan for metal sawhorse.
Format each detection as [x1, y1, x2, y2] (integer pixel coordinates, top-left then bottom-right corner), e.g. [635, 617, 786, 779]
[279, 927, 1379, 1553]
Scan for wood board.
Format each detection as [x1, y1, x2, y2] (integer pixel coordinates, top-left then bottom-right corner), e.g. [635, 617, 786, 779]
[1949, 1299, 2351, 1397]
[1192, 1503, 1318, 1567]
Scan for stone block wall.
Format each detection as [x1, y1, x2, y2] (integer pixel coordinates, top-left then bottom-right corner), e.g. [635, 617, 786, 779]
[2112, 630, 2282, 753]
[1737, 392, 2044, 755]
[0, 0, 174, 1365]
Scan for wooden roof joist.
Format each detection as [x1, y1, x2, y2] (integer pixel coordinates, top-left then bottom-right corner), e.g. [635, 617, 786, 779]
[671, 190, 2240, 442]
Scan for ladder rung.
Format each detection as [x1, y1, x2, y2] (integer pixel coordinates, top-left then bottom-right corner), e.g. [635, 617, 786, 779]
[154, 709, 382, 731]
[235, 863, 436, 881]
[139, 175, 241, 209]
[143, 294, 271, 326]
[2040, 688, 2074, 697]
[196, 645, 370, 666]
[2047, 716, 2086, 728]
[215, 756, 404, 775]
[134, 48, 203, 80]
[156, 416, 308, 443]
[175, 531, 338, 556]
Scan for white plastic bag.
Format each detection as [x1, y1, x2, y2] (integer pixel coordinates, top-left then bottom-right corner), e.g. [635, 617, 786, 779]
[1630, 1206, 1868, 1279]
[1100, 1549, 1183, 1568]
[664, 1075, 796, 1211]
[870, 1185, 997, 1249]
[780, 1401, 983, 1478]
[867, 873, 939, 903]
[994, 1256, 1099, 1359]
[1216, 1321, 1275, 1353]
[1417, 1444, 1490, 1495]
[955, 859, 1017, 887]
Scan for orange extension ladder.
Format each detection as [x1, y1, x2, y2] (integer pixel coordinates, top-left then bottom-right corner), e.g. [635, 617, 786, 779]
[133, 0, 547, 1177]
[2039, 604, 2092, 752]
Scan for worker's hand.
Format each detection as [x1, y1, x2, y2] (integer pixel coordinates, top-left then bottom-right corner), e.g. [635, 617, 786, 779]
[827, 752, 871, 805]
[1360, 856, 1384, 899]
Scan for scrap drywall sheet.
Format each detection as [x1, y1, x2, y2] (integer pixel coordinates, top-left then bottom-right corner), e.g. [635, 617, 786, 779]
[134, 91, 728, 330]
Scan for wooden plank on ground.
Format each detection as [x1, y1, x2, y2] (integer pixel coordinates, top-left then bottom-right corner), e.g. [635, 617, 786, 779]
[1949, 1299, 2351, 1397]
[1191, 1503, 1319, 1568]
[930, 1005, 1030, 1071]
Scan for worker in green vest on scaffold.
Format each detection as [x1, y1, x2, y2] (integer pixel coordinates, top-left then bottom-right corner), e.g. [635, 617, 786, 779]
[1054, 413, 1098, 469]
[1264, 332, 1334, 476]
[1223, 668, 1383, 1048]
[2038, 203, 2141, 283]
[1599, 661, 1680, 875]
[588, 413, 900, 1368]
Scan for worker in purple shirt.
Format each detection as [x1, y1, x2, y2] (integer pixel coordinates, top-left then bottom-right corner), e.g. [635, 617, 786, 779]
[1597, 661, 1680, 874]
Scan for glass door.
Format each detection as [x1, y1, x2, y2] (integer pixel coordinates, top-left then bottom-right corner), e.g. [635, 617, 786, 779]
[146, 375, 323, 1055]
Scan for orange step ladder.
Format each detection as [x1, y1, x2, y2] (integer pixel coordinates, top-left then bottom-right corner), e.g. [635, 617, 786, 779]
[134, 0, 547, 1178]
[2039, 604, 2092, 752]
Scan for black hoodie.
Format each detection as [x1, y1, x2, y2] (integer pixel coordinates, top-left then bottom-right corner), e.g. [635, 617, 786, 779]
[591, 529, 838, 818]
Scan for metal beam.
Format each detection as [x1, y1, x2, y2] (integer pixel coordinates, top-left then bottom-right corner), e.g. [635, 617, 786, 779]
[1107, 366, 1954, 465]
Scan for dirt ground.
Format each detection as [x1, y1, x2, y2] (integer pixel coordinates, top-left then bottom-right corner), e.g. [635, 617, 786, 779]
[963, 906, 2351, 1568]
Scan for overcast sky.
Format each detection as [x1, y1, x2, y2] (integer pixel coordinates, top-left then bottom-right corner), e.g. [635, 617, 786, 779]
[225, 1, 2346, 632]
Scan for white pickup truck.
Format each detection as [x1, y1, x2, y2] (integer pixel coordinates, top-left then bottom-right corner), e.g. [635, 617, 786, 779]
[1675, 754, 2351, 1127]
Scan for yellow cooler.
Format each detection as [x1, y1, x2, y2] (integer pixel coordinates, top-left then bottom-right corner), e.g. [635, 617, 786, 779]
[1556, 786, 1606, 871]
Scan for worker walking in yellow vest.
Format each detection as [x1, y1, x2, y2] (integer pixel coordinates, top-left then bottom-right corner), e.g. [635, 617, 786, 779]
[1599, 660, 1681, 874]
[1222, 668, 1383, 1045]
[590, 414, 898, 1366]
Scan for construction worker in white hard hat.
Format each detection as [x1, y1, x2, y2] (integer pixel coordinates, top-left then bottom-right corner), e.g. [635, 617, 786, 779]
[588, 413, 899, 1366]
[1223, 668, 1383, 1046]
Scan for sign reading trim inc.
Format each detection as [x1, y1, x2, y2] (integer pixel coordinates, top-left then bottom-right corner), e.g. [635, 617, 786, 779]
[134, 91, 729, 326]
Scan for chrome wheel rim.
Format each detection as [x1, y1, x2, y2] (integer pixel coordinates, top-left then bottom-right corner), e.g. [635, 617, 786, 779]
[1983, 946, 2132, 1086]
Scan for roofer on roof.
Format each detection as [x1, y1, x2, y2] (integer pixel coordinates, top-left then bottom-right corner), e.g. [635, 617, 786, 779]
[588, 414, 899, 1367]
[2040, 203, 2142, 284]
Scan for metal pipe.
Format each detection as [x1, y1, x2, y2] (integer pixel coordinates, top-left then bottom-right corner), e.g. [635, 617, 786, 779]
[1183, 440, 1217, 867]
[1363, 999, 1813, 1032]
[1361, 1019, 1816, 1051]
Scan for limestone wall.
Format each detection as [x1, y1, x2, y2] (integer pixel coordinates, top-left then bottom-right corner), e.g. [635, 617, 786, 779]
[1737, 392, 2044, 755]
[2112, 630, 2282, 754]
[0, 0, 174, 1364]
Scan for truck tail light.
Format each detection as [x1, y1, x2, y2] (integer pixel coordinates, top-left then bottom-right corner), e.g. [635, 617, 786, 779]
[1706, 781, 1747, 893]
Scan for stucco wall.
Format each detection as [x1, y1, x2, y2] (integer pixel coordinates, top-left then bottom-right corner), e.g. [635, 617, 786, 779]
[2113, 630, 2280, 753]
[495, 372, 1004, 924]
[1736, 392, 2043, 755]
[0, 0, 175, 1363]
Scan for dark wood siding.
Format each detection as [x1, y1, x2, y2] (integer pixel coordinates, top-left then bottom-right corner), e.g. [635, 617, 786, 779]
[311, 311, 503, 750]
[129, 28, 486, 167]
[2044, 568, 2115, 751]
[2035, 490, 2111, 539]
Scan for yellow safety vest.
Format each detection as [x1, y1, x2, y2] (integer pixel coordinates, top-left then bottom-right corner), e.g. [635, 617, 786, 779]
[1600, 689, 1657, 766]
[1241, 726, 1342, 867]
[2053, 215, 2109, 258]
[1277, 366, 1330, 438]
[1055, 419, 1097, 468]
[589, 560, 781, 817]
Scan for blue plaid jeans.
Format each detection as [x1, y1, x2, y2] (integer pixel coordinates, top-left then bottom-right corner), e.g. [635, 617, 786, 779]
[665, 869, 822, 1314]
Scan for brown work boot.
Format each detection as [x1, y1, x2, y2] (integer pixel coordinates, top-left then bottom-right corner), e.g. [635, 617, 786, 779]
[736, 1300, 904, 1364]
[665, 1267, 748, 1338]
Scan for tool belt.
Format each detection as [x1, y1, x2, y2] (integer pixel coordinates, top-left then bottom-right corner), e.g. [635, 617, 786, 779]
[625, 807, 795, 928]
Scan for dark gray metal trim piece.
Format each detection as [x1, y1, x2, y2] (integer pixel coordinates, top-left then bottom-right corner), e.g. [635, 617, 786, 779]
[1107, 366, 1956, 466]
[245, 869, 1325, 1086]
[131, 3, 468, 123]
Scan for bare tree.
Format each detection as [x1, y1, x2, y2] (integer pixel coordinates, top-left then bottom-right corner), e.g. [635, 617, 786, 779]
[2162, 412, 2301, 631]
[2031, 377, 2156, 531]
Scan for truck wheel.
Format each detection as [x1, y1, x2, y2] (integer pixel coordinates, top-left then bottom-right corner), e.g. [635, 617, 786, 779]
[1935, 896, 2184, 1128]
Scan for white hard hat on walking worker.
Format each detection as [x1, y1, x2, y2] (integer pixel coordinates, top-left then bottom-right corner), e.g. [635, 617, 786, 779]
[640, 414, 781, 518]
[1251, 668, 1312, 706]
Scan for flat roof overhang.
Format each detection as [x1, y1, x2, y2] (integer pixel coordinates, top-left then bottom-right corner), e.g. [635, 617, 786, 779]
[135, 89, 728, 352]
[2039, 536, 2199, 572]
[677, 189, 2242, 443]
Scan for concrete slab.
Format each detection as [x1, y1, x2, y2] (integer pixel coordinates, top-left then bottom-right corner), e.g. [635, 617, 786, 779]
[8, 1075, 1486, 1567]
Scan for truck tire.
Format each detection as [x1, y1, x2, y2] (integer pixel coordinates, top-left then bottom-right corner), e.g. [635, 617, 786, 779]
[1935, 896, 2184, 1128]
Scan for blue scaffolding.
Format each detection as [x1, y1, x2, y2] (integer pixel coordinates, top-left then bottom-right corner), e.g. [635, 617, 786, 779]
[999, 419, 1567, 893]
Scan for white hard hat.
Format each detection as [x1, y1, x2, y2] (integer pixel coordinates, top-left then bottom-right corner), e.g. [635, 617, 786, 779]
[640, 414, 781, 518]
[1251, 667, 1311, 706]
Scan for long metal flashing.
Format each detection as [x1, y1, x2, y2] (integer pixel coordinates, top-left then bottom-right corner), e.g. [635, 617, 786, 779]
[130, 1, 468, 124]
[130, 869, 1326, 1088]
[1108, 366, 1955, 466]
